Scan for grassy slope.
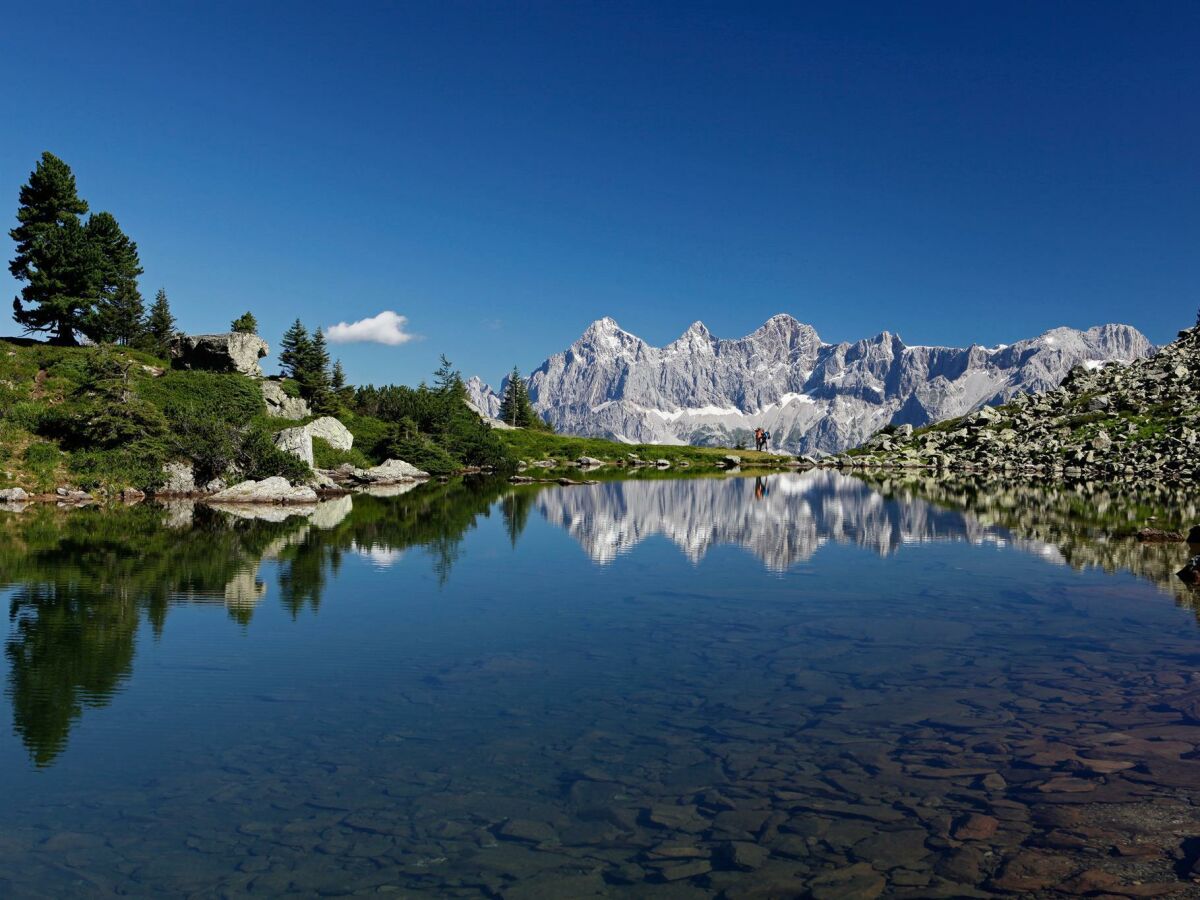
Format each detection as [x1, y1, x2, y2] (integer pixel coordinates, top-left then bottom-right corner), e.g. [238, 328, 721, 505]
[1, 338, 797, 493]
[498, 427, 792, 470]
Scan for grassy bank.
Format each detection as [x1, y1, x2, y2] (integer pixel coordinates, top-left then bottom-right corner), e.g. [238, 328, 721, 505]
[498, 427, 792, 471]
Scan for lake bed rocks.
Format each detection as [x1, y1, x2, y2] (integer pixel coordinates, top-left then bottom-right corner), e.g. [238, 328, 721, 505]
[168, 332, 270, 377]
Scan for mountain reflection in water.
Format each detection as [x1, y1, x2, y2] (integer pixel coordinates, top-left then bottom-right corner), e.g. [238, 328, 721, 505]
[2, 471, 1196, 771]
[4, 471, 1200, 896]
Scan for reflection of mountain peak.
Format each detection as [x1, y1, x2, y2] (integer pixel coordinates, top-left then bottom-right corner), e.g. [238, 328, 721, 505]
[535, 471, 1044, 571]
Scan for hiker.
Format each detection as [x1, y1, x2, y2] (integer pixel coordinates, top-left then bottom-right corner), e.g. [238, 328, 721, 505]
[754, 428, 764, 451]
[763, 430, 772, 452]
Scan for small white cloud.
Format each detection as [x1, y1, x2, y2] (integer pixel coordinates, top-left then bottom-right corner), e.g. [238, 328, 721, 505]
[326, 310, 415, 346]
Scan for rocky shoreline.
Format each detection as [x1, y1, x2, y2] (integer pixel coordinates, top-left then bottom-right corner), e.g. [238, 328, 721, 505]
[833, 326, 1200, 486]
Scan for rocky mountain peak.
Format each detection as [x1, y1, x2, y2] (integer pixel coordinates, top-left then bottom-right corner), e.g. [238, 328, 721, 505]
[472, 315, 1155, 455]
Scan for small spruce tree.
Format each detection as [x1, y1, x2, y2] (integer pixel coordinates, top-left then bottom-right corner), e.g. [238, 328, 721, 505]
[278, 318, 310, 379]
[302, 327, 335, 411]
[143, 288, 177, 357]
[331, 359, 349, 395]
[231, 311, 258, 334]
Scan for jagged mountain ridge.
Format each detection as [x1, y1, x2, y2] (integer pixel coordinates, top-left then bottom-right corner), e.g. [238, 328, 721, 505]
[468, 314, 1152, 454]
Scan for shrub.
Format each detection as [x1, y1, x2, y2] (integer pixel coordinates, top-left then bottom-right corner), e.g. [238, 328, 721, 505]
[238, 427, 312, 483]
[312, 436, 371, 470]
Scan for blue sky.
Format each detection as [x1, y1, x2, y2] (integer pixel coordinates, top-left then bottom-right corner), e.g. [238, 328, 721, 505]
[2, 1, 1196, 388]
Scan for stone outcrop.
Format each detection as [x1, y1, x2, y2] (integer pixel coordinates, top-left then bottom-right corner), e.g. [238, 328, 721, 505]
[169, 332, 269, 377]
[273, 416, 355, 469]
[274, 426, 314, 467]
[0, 487, 29, 502]
[207, 477, 318, 504]
[844, 325, 1200, 486]
[261, 381, 310, 419]
[306, 417, 353, 451]
[349, 459, 430, 484]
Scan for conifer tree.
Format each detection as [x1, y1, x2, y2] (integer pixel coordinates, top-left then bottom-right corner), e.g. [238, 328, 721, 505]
[302, 327, 335, 411]
[144, 288, 177, 357]
[498, 366, 537, 427]
[9, 152, 96, 344]
[278, 318, 309, 379]
[85, 211, 144, 344]
[331, 359, 349, 395]
[231, 311, 258, 334]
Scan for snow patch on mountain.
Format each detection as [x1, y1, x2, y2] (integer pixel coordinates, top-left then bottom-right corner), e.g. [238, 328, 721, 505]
[469, 315, 1154, 454]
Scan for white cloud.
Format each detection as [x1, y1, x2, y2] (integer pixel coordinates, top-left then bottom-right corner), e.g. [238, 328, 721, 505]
[326, 310, 415, 346]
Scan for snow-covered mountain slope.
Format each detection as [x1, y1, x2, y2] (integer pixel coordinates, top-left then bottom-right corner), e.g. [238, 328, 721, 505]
[470, 315, 1153, 454]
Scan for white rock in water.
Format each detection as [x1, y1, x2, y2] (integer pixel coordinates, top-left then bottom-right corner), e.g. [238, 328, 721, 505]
[0, 487, 29, 502]
[274, 426, 314, 467]
[208, 477, 318, 504]
[352, 459, 430, 484]
[306, 416, 354, 451]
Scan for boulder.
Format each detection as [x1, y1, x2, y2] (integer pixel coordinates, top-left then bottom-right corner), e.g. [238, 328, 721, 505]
[160, 461, 197, 494]
[208, 477, 318, 504]
[274, 426, 314, 467]
[577, 456, 603, 467]
[655, 459, 671, 468]
[306, 416, 353, 452]
[261, 381, 310, 419]
[351, 459, 430, 484]
[169, 332, 269, 377]
[0, 487, 29, 502]
[721, 455, 742, 467]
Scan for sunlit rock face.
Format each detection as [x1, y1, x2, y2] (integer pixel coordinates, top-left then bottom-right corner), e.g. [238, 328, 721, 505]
[534, 471, 1060, 571]
[471, 316, 1152, 454]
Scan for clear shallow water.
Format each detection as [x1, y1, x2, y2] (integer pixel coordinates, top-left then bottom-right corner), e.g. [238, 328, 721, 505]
[2, 472, 1200, 897]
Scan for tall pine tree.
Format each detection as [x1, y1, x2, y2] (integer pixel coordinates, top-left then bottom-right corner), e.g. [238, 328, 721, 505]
[144, 288, 177, 357]
[278, 319, 310, 379]
[86, 211, 144, 344]
[9, 152, 96, 344]
[303, 327, 335, 411]
[498, 366, 536, 427]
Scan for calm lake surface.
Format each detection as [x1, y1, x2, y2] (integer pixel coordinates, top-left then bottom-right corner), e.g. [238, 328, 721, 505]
[3, 472, 1200, 898]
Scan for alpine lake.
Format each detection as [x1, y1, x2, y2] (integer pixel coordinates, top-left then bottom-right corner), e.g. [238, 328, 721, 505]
[3, 470, 1200, 898]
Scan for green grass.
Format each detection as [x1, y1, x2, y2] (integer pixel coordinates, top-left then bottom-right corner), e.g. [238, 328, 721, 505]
[312, 436, 372, 469]
[497, 427, 792, 470]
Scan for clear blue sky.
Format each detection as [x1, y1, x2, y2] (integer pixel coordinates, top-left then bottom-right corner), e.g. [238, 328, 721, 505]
[2, 1, 1196, 387]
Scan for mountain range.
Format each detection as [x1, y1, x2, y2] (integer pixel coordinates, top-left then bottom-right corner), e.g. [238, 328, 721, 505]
[467, 315, 1153, 454]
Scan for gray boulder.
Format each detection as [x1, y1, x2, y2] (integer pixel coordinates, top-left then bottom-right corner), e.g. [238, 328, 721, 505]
[351, 459, 430, 484]
[208, 477, 318, 504]
[160, 461, 197, 494]
[0, 487, 29, 502]
[307, 416, 354, 451]
[169, 332, 269, 377]
[262, 381, 310, 419]
[274, 426, 314, 467]
[577, 456, 603, 467]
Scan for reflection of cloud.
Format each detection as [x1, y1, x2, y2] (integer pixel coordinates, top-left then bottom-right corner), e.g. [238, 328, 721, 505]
[355, 545, 405, 568]
[327, 311, 415, 346]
